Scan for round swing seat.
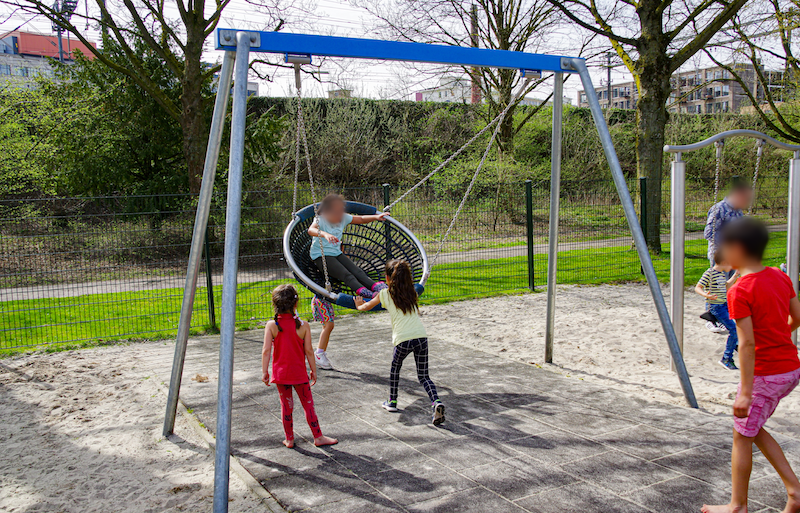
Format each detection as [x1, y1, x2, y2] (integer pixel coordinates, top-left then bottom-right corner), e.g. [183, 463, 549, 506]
[282, 201, 428, 310]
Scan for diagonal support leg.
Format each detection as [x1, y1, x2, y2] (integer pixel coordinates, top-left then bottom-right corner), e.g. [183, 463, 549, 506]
[163, 50, 236, 436]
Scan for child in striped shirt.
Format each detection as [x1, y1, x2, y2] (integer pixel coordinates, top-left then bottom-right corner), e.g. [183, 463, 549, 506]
[696, 250, 741, 370]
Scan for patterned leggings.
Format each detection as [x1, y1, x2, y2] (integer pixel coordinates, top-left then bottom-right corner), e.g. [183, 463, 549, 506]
[277, 383, 322, 440]
[389, 338, 440, 404]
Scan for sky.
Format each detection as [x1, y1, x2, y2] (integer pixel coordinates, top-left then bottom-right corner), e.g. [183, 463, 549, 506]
[0, 0, 778, 104]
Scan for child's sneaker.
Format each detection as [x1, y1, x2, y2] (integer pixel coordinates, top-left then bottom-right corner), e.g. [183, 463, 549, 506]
[371, 281, 388, 293]
[382, 400, 399, 412]
[719, 358, 738, 371]
[356, 287, 374, 299]
[315, 350, 333, 370]
[432, 401, 445, 426]
[705, 321, 728, 334]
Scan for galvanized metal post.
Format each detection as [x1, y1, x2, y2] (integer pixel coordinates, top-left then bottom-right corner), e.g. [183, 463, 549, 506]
[568, 57, 698, 408]
[163, 50, 235, 436]
[788, 153, 800, 346]
[204, 225, 217, 329]
[525, 180, 535, 291]
[639, 177, 647, 243]
[670, 155, 686, 371]
[213, 32, 251, 513]
[544, 73, 564, 364]
[383, 183, 392, 261]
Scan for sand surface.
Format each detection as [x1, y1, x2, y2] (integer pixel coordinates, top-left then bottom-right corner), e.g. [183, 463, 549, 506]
[0, 346, 264, 513]
[420, 283, 800, 437]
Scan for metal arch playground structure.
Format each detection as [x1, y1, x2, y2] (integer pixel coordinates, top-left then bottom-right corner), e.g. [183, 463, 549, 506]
[161, 29, 700, 512]
[664, 131, 800, 359]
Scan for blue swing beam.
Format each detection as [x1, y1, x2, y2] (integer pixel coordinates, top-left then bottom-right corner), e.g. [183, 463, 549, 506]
[161, 29, 699, 513]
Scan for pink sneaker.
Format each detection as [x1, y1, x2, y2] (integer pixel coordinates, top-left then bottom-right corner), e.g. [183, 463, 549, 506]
[372, 281, 388, 293]
[356, 287, 374, 299]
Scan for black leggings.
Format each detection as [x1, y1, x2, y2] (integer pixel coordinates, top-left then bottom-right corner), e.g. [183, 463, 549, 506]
[389, 338, 439, 404]
[314, 254, 375, 292]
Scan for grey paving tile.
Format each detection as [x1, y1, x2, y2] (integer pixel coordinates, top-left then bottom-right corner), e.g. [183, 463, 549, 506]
[514, 481, 650, 513]
[262, 466, 374, 512]
[362, 459, 476, 506]
[593, 424, 702, 461]
[416, 436, 520, 471]
[407, 486, 525, 513]
[320, 438, 429, 474]
[378, 421, 461, 446]
[321, 418, 392, 444]
[460, 456, 577, 501]
[626, 475, 768, 513]
[560, 450, 680, 495]
[622, 404, 717, 432]
[652, 444, 763, 488]
[749, 473, 794, 511]
[546, 409, 637, 437]
[678, 418, 735, 452]
[234, 443, 332, 479]
[462, 411, 550, 442]
[504, 429, 608, 465]
[437, 395, 509, 420]
[302, 495, 405, 513]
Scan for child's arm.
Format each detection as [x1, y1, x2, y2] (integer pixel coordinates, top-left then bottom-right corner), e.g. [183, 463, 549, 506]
[262, 321, 276, 386]
[351, 212, 389, 225]
[788, 296, 800, 332]
[694, 274, 718, 301]
[307, 219, 339, 244]
[733, 316, 755, 418]
[726, 270, 740, 289]
[354, 295, 382, 311]
[301, 323, 317, 386]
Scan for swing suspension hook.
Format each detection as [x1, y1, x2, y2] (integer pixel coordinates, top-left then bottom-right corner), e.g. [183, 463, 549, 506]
[749, 139, 765, 215]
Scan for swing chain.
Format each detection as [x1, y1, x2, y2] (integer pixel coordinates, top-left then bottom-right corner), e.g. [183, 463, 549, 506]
[293, 67, 332, 292]
[710, 139, 724, 246]
[749, 139, 764, 215]
[429, 76, 533, 269]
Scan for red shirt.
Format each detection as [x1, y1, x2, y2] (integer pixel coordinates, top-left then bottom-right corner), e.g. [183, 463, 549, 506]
[270, 314, 309, 385]
[728, 267, 800, 376]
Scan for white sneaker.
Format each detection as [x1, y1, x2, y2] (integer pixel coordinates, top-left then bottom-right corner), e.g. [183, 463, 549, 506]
[315, 351, 333, 370]
[705, 321, 728, 334]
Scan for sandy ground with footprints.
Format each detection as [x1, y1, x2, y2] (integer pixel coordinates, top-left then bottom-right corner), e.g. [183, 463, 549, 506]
[1, 282, 798, 512]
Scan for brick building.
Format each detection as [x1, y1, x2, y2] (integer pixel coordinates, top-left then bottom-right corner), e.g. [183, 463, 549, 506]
[577, 63, 782, 114]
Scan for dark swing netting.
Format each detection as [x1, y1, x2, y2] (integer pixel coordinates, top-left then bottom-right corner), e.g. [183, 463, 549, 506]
[287, 202, 424, 297]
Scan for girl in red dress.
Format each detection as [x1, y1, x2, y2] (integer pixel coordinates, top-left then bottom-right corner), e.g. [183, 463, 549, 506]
[262, 284, 338, 448]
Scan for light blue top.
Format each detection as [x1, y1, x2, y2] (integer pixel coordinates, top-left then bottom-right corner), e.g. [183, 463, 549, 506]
[310, 213, 353, 260]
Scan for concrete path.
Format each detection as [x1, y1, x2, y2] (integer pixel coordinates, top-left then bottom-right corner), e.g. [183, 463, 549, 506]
[7, 225, 787, 301]
[134, 314, 796, 513]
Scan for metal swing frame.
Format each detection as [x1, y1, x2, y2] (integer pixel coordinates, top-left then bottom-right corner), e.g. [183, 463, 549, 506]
[664, 130, 800, 361]
[162, 29, 699, 513]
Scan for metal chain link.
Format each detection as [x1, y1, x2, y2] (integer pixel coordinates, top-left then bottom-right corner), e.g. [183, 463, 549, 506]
[292, 89, 302, 216]
[429, 76, 533, 268]
[749, 139, 764, 215]
[294, 77, 331, 291]
[711, 140, 724, 246]
[383, 105, 518, 212]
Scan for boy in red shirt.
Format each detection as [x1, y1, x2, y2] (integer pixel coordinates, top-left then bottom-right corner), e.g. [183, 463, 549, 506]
[703, 217, 800, 513]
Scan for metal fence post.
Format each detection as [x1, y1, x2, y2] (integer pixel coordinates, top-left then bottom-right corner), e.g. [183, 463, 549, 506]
[639, 177, 647, 243]
[204, 225, 216, 329]
[383, 183, 392, 262]
[670, 156, 686, 371]
[525, 180, 535, 291]
[213, 31, 251, 513]
[788, 153, 800, 346]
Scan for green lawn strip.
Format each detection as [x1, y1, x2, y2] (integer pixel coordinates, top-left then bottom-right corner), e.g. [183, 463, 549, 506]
[1, 232, 789, 354]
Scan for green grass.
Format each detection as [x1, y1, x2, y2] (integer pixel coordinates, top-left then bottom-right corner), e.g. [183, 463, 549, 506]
[1, 232, 789, 355]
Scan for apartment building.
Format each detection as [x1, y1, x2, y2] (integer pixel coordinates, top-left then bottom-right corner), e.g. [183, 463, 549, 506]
[0, 30, 96, 88]
[577, 63, 779, 114]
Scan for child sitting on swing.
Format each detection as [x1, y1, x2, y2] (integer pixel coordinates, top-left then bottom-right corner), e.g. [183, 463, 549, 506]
[308, 194, 389, 299]
[695, 250, 740, 370]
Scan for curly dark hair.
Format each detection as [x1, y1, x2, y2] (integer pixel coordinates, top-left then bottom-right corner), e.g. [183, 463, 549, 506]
[319, 193, 345, 214]
[271, 284, 301, 331]
[385, 259, 418, 315]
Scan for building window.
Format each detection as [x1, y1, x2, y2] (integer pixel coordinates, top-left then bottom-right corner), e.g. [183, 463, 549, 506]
[706, 103, 713, 113]
[626, 100, 631, 109]
[724, 101, 729, 112]
[612, 88, 617, 98]
[438, 91, 441, 98]
[722, 85, 730, 96]
[580, 94, 587, 104]
[714, 70, 722, 80]
[0, 64, 9, 75]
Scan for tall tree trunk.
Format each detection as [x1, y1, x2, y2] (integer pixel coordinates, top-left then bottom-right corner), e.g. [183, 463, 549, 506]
[635, 10, 671, 252]
[181, 23, 208, 194]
